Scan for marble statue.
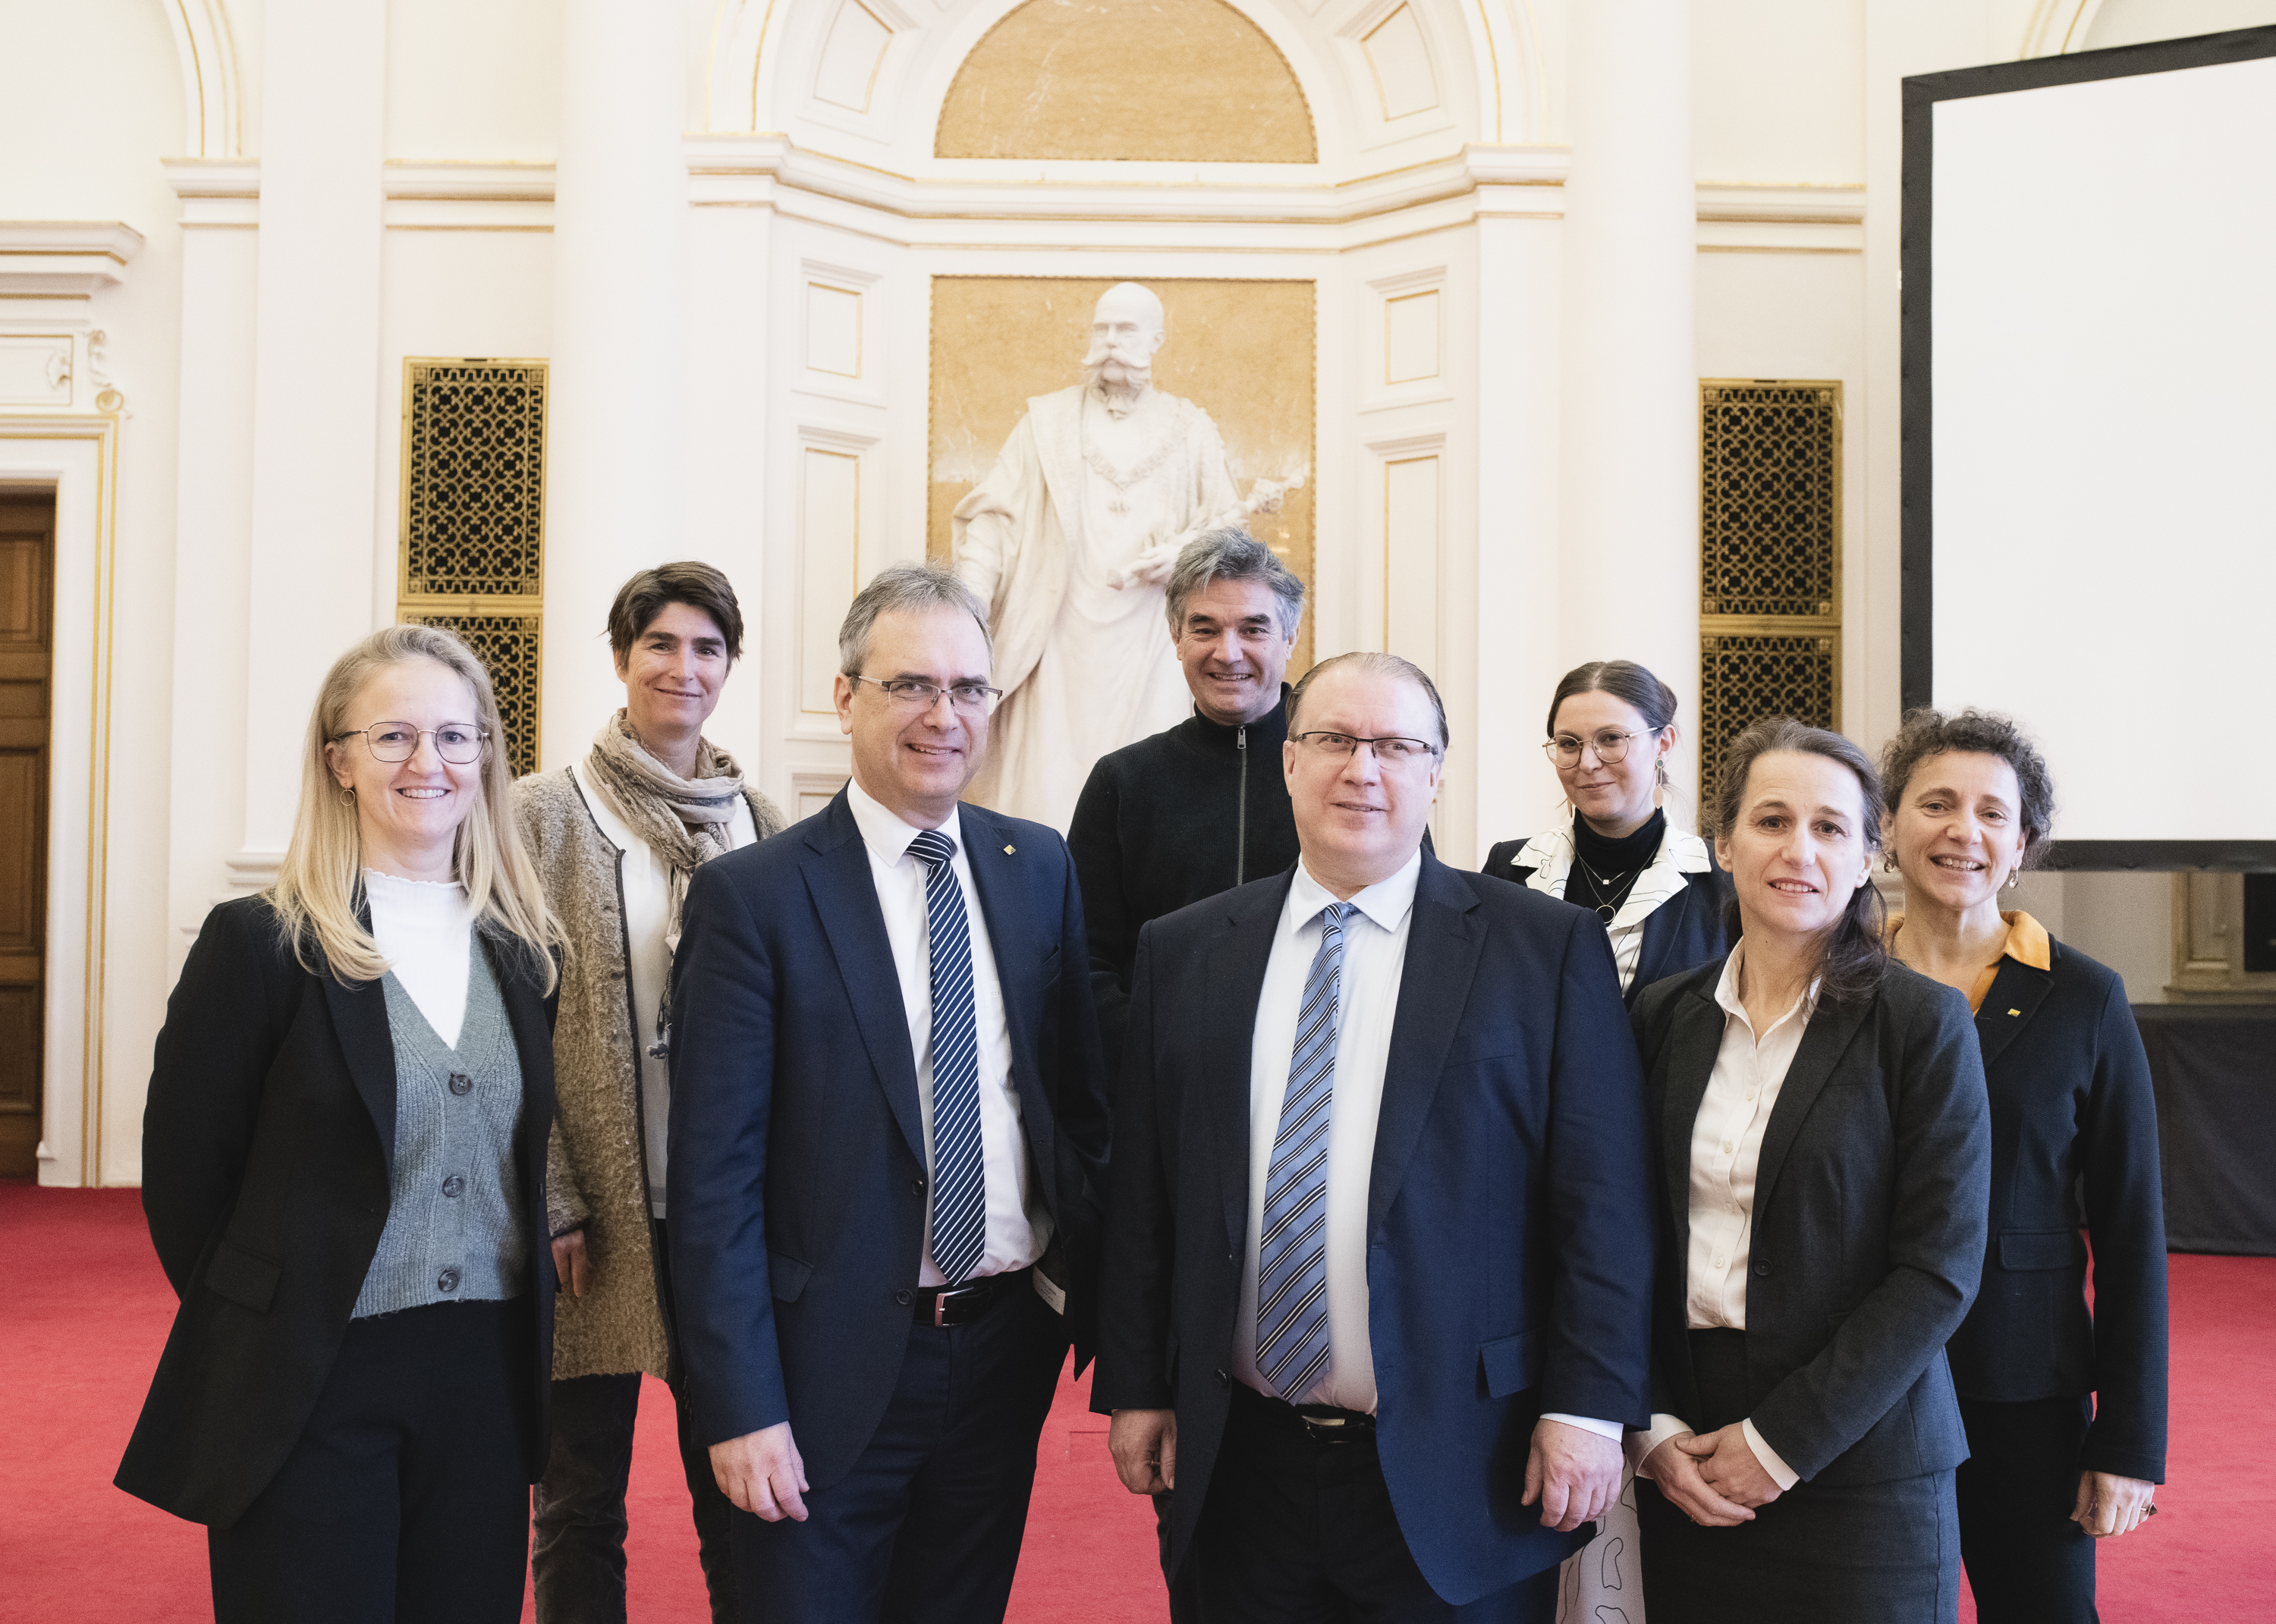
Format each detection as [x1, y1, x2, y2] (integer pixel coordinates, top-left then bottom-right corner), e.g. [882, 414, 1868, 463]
[951, 281, 1302, 831]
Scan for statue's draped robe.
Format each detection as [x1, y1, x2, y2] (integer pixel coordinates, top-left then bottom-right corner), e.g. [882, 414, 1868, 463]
[952, 384, 1240, 830]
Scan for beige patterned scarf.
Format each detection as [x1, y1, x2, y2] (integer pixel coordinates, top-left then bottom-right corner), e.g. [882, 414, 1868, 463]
[583, 709, 746, 953]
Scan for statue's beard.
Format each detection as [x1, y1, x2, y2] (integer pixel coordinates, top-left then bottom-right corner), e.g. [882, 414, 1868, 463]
[1083, 347, 1153, 416]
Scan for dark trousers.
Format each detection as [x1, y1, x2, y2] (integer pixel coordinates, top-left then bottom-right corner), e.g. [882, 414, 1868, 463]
[1193, 1383, 1558, 1624]
[731, 1278, 1067, 1624]
[532, 1219, 737, 1624]
[1956, 1396, 2098, 1623]
[207, 1298, 536, 1624]
[1636, 1330, 1960, 1624]
[1156, 1490, 1201, 1622]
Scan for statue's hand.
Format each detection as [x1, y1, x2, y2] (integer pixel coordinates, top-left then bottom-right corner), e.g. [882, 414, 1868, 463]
[1245, 479, 1287, 517]
[1108, 540, 1182, 591]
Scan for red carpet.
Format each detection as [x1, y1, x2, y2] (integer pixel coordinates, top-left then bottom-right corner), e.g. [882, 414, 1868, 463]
[3, 1180, 2269, 1621]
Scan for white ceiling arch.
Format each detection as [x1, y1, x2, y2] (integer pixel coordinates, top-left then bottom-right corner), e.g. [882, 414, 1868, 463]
[156, 0, 248, 158]
[705, 0, 1542, 178]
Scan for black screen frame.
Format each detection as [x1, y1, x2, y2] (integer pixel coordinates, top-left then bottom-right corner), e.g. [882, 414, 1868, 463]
[1900, 24, 2276, 872]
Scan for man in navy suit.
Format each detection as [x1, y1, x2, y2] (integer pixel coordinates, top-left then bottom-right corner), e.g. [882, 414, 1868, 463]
[667, 563, 1110, 1623]
[1094, 651, 1658, 1622]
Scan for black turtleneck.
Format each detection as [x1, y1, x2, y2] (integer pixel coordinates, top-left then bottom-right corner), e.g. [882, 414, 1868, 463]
[1068, 687, 1301, 1073]
[1569, 807, 1665, 919]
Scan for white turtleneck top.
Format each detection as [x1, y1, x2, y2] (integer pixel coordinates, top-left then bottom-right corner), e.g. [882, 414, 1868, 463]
[365, 869, 474, 1049]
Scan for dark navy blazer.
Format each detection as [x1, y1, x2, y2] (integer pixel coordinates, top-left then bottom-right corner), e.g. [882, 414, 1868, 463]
[1482, 832, 1733, 1007]
[1093, 851, 1657, 1607]
[1947, 935, 2167, 1484]
[665, 790, 1111, 1491]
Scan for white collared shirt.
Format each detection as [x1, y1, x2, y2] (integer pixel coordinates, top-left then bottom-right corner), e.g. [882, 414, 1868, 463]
[845, 777, 1048, 1285]
[569, 759, 760, 1219]
[1230, 850, 1617, 1440]
[1630, 943, 1810, 1489]
[1513, 819, 1713, 991]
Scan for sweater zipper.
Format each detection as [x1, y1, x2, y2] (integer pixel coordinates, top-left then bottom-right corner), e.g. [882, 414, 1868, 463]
[1237, 723, 1249, 885]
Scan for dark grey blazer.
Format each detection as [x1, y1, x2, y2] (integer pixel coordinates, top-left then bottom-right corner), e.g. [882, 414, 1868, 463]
[1630, 956, 1992, 1486]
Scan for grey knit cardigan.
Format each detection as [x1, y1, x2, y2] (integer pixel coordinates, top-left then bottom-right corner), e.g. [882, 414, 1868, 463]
[514, 764, 786, 1381]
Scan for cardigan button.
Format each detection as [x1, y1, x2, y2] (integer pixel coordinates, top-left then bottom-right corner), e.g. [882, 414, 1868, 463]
[442, 1175, 465, 1198]
[437, 1268, 461, 1293]
[448, 1073, 473, 1096]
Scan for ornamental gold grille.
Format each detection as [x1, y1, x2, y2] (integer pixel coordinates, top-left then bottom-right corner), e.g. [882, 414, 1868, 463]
[1700, 383, 1838, 618]
[402, 611, 542, 780]
[403, 362, 546, 596]
[1699, 381, 1842, 807]
[398, 358, 547, 779]
[1699, 633, 1839, 805]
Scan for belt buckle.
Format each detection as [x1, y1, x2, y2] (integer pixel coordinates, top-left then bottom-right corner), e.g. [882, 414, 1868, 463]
[933, 1283, 976, 1327]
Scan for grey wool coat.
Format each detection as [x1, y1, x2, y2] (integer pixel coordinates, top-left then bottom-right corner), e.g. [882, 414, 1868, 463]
[514, 765, 786, 1381]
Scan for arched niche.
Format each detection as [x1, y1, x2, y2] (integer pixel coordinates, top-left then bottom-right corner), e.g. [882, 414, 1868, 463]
[934, 0, 1317, 162]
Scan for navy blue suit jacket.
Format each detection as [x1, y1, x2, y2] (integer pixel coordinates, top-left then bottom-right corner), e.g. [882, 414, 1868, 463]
[1093, 851, 1657, 1606]
[666, 790, 1111, 1490]
[1482, 835, 1734, 1007]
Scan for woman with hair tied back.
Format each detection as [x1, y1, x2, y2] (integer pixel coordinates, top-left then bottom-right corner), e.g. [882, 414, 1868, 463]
[118, 624, 567, 1623]
[1627, 718, 1991, 1623]
[1879, 708, 2165, 1622]
[1485, 661, 1731, 1007]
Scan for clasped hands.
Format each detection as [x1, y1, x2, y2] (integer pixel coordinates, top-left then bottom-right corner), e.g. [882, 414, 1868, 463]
[1642, 1424, 1782, 1528]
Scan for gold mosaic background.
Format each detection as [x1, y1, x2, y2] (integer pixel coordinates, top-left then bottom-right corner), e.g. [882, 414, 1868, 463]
[1698, 380, 1843, 807]
[936, 0, 1316, 162]
[401, 611, 542, 780]
[929, 276, 1317, 673]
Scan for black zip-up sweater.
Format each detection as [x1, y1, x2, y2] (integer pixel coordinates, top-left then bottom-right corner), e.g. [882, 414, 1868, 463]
[1068, 688, 1300, 1076]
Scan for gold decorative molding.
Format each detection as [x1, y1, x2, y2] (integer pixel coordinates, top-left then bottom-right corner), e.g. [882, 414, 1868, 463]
[935, 0, 1317, 162]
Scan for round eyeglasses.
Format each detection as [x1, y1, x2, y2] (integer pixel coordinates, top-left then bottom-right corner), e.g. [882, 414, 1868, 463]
[334, 721, 489, 765]
[1542, 727, 1662, 767]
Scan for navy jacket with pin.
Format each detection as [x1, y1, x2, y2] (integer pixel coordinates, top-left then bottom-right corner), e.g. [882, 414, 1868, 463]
[1948, 935, 2168, 1484]
[1093, 850, 1658, 1606]
[116, 895, 561, 1528]
[665, 788, 1111, 1490]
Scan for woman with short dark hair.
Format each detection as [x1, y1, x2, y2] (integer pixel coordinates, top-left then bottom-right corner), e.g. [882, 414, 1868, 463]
[1879, 708, 2164, 1622]
[1628, 718, 1992, 1623]
[1485, 660, 1731, 1004]
[517, 561, 784, 1624]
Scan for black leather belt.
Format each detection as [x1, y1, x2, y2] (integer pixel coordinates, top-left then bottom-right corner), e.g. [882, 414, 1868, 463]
[1231, 1378, 1376, 1443]
[913, 1267, 1030, 1328]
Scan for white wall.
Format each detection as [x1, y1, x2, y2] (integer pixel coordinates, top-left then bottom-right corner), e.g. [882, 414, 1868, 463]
[2087, 0, 2276, 47]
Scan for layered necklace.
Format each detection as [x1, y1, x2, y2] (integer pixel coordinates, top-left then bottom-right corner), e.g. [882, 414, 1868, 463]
[1568, 809, 1665, 925]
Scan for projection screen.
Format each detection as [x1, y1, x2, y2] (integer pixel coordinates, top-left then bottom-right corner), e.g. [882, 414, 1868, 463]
[1902, 27, 2276, 868]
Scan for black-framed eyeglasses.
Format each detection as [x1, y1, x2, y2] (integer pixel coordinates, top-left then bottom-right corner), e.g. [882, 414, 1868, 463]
[1543, 727, 1662, 767]
[1294, 730, 1440, 765]
[848, 675, 1004, 715]
[333, 721, 489, 765]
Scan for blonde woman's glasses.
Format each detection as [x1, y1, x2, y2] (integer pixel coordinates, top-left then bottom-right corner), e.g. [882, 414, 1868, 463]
[335, 722, 489, 765]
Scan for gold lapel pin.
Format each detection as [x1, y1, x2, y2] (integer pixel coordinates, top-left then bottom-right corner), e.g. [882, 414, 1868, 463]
[1004, 844, 1016, 855]
[2007, 1008, 2022, 1016]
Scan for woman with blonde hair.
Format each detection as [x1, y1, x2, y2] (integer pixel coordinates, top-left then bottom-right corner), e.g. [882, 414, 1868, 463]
[118, 623, 567, 1623]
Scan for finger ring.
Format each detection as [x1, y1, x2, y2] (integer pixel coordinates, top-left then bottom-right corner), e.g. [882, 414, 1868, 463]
[2145, 1503, 2158, 1517]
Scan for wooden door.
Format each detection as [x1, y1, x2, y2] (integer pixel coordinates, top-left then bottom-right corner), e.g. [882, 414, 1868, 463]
[0, 495, 53, 1178]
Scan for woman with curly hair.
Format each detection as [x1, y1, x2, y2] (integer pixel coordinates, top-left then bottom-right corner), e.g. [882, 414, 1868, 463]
[1879, 708, 2165, 1622]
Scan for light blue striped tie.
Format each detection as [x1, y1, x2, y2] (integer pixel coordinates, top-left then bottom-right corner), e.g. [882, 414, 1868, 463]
[1256, 902, 1349, 1401]
[910, 828, 986, 1286]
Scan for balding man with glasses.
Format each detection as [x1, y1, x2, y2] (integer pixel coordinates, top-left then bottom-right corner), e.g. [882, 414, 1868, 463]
[1094, 651, 1658, 1622]
[666, 563, 1111, 1623]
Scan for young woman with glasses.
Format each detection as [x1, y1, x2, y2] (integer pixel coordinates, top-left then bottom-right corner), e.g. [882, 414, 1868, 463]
[119, 624, 568, 1622]
[1484, 661, 1731, 1007]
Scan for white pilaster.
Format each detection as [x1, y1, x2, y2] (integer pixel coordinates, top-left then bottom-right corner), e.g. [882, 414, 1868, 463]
[240, 0, 388, 855]
[542, 0, 690, 768]
[1559, 0, 1699, 789]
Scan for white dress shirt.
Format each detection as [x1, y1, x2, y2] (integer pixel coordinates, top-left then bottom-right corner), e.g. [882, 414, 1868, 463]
[846, 777, 1048, 1286]
[570, 759, 760, 1219]
[1630, 944, 1810, 1489]
[366, 869, 473, 1050]
[1231, 853, 1617, 1440]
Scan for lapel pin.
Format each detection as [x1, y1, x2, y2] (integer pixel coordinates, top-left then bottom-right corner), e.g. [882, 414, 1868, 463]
[2007, 1008, 2021, 1016]
[1004, 844, 1016, 855]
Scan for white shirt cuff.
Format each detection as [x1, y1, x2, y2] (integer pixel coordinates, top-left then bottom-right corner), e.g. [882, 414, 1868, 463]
[1627, 1412, 1690, 1478]
[1539, 1412, 1622, 1441]
[1741, 1417, 1801, 1490]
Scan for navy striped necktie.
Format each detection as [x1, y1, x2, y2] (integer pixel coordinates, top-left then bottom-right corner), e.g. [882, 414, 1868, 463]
[1256, 901, 1350, 1401]
[909, 828, 986, 1286]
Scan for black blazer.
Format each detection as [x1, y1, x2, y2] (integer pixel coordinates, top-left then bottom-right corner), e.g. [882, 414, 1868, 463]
[1095, 853, 1657, 1606]
[1630, 958, 1991, 1486]
[666, 790, 1111, 1490]
[115, 895, 560, 1527]
[1483, 834, 1732, 1006]
[1947, 936, 2168, 1483]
